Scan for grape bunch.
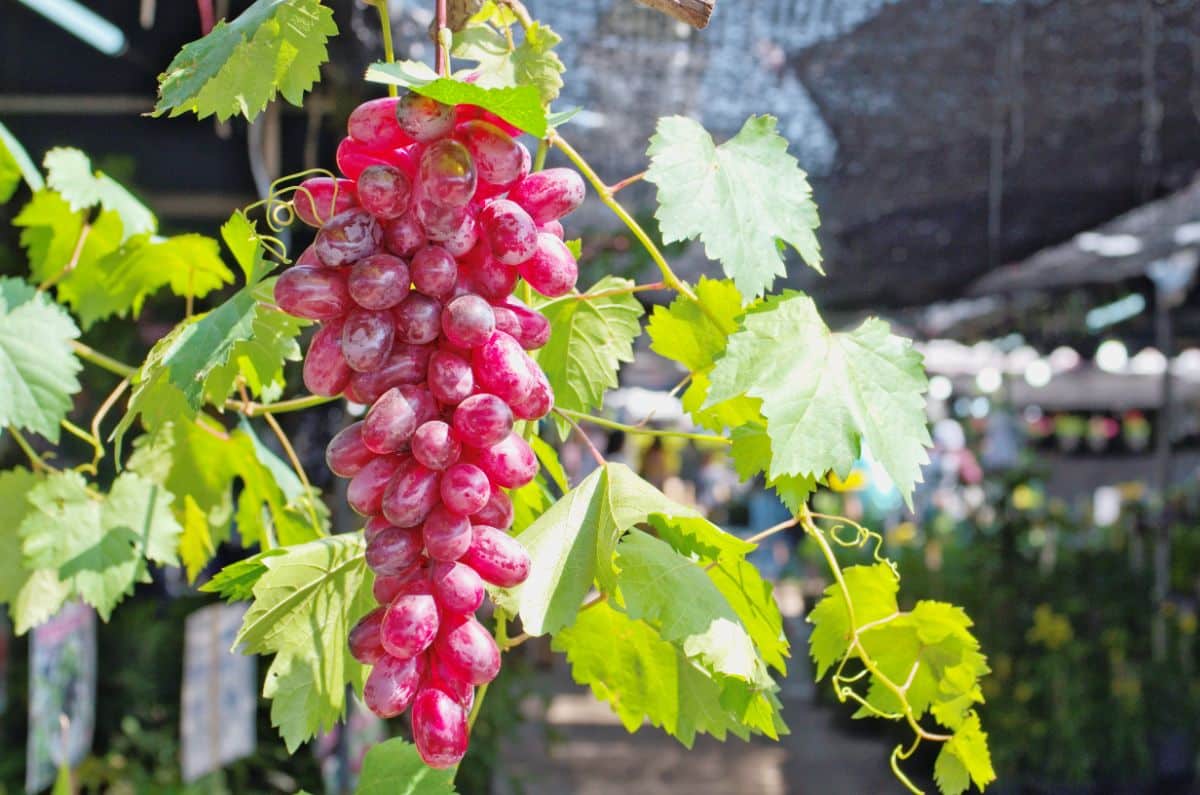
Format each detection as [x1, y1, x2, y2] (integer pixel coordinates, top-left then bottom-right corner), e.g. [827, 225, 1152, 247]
[273, 92, 584, 768]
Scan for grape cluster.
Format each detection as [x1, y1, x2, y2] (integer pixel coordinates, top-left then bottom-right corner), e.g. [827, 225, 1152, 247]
[274, 93, 584, 768]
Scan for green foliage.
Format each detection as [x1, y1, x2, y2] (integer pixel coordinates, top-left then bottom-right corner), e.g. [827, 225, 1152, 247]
[365, 61, 549, 137]
[536, 276, 644, 438]
[708, 292, 931, 504]
[234, 534, 375, 752]
[17, 470, 182, 621]
[154, 0, 337, 121]
[0, 121, 44, 198]
[0, 468, 72, 634]
[451, 12, 565, 106]
[44, 147, 155, 239]
[357, 738, 458, 795]
[646, 115, 822, 298]
[935, 714, 996, 795]
[0, 277, 82, 442]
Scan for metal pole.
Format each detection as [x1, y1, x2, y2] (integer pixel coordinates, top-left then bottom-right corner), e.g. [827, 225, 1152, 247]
[1151, 290, 1173, 661]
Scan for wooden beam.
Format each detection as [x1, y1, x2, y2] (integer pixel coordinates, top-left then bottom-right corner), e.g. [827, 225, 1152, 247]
[634, 0, 715, 29]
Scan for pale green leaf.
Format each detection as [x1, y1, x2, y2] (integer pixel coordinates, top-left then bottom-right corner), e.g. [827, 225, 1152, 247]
[235, 535, 374, 751]
[357, 738, 458, 795]
[807, 563, 899, 679]
[934, 713, 995, 795]
[646, 115, 822, 298]
[708, 292, 931, 504]
[155, 0, 338, 122]
[0, 121, 44, 196]
[450, 18, 564, 105]
[536, 276, 644, 438]
[0, 468, 71, 634]
[44, 147, 155, 238]
[201, 549, 286, 602]
[13, 190, 85, 283]
[0, 277, 82, 442]
[646, 276, 742, 373]
[728, 423, 816, 512]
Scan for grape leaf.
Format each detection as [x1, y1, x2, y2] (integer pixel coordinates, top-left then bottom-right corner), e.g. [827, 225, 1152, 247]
[0, 121, 44, 198]
[0, 277, 82, 443]
[155, 0, 338, 122]
[508, 463, 711, 635]
[43, 148, 155, 239]
[0, 468, 72, 635]
[365, 60, 548, 138]
[536, 276, 644, 439]
[451, 18, 565, 105]
[201, 549, 287, 602]
[357, 738, 458, 795]
[646, 115, 822, 298]
[615, 530, 771, 688]
[934, 713, 995, 795]
[807, 563, 899, 679]
[19, 471, 182, 620]
[707, 292, 931, 504]
[13, 190, 86, 283]
[234, 534, 374, 751]
[552, 601, 783, 747]
[728, 423, 816, 512]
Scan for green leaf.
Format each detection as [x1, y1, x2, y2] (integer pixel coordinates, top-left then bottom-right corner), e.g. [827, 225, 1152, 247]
[356, 738, 458, 795]
[615, 531, 770, 687]
[646, 115, 822, 298]
[807, 563, 899, 679]
[0, 277, 82, 443]
[728, 423, 816, 512]
[155, 0, 337, 122]
[0, 121, 45, 197]
[536, 276, 644, 438]
[365, 60, 548, 138]
[201, 549, 286, 602]
[552, 601, 783, 748]
[19, 471, 182, 620]
[44, 148, 155, 239]
[934, 714, 995, 795]
[708, 292, 931, 504]
[0, 468, 72, 635]
[530, 434, 568, 492]
[509, 463, 706, 635]
[451, 18, 565, 106]
[13, 190, 85, 283]
[235, 535, 374, 751]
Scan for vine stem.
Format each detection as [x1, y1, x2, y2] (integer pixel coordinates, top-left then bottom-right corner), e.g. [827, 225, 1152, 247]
[503, 592, 606, 651]
[536, 281, 667, 313]
[800, 506, 951, 752]
[89, 377, 129, 469]
[60, 419, 102, 474]
[9, 428, 52, 473]
[38, 222, 91, 292]
[435, 0, 449, 77]
[261, 410, 325, 536]
[557, 409, 605, 466]
[550, 132, 721, 328]
[224, 393, 338, 417]
[608, 171, 646, 194]
[371, 0, 398, 97]
[555, 407, 729, 446]
[532, 137, 549, 172]
[72, 341, 136, 379]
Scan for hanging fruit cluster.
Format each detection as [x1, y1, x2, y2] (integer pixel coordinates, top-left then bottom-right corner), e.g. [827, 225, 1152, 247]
[273, 92, 585, 768]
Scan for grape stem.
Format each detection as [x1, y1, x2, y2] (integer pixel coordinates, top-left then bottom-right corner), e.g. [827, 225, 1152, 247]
[60, 418, 102, 475]
[370, 0, 398, 97]
[8, 428, 53, 474]
[225, 393, 339, 417]
[435, 0, 450, 77]
[532, 138, 549, 172]
[608, 171, 646, 194]
[261, 410, 326, 537]
[89, 377, 129, 470]
[550, 132, 722, 328]
[554, 407, 729, 445]
[535, 281, 666, 312]
[555, 409, 605, 466]
[38, 222, 91, 292]
[71, 340, 136, 379]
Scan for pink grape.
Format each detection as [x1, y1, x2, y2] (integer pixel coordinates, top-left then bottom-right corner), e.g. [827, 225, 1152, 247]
[295, 245, 322, 268]
[414, 194, 469, 241]
[473, 331, 535, 403]
[422, 504, 473, 562]
[348, 96, 412, 150]
[347, 455, 404, 516]
[326, 422, 376, 478]
[374, 565, 428, 604]
[430, 561, 485, 615]
[476, 432, 538, 488]
[510, 168, 586, 223]
[463, 525, 531, 587]
[384, 213, 425, 257]
[440, 463, 491, 517]
[356, 164, 412, 220]
[364, 653, 424, 719]
[273, 265, 351, 320]
[293, 177, 357, 227]
[519, 232, 578, 297]
[348, 253, 410, 310]
[427, 350, 475, 405]
[396, 384, 439, 427]
[510, 364, 554, 421]
[381, 593, 439, 659]
[315, 208, 383, 267]
[455, 103, 521, 136]
[441, 295, 496, 349]
[441, 211, 480, 257]
[418, 139, 477, 208]
[452, 394, 513, 448]
[365, 526, 424, 576]
[336, 136, 396, 181]
[395, 93, 455, 143]
[479, 199, 538, 265]
[381, 459, 441, 528]
[458, 120, 525, 185]
[411, 688, 469, 769]
[539, 219, 565, 239]
[463, 251, 518, 300]
[303, 318, 352, 397]
[341, 308, 395, 372]
[348, 608, 387, 665]
[363, 387, 419, 454]
[411, 421, 461, 471]
[410, 245, 458, 299]
[364, 515, 393, 541]
[393, 293, 443, 345]
[426, 655, 475, 708]
[435, 614, 501, 686]
[471, 484, 514, 530]
[496, 296, 551, 349]
[348, 343, 432, 405]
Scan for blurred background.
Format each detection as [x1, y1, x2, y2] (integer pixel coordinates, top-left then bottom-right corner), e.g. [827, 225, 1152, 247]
[3, 0, 1200, 793]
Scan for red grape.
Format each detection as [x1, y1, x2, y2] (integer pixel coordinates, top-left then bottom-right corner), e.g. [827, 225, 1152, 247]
[336, 136, 396, 181]
[364, 653, 424, 719]
[410, 245, 458, 299]
[430, 561, 485, 615]
[411, 420, 462, 471]
[471, 484, 514, 530]
[349, 96, 412, 150]
[347, 454, 405, 516]
[381, 458, 441, 528]
[315, 208, 383, 267]
[273, 265, 351, 320]
[341, 308, 396, 372]
[366, 526, 424, 576]
[463, 525, 531, 587]
[458, 120, 525, 185]
[293, 177, 358, 227]
[419, 139, 477, 208]
[479, 199, 538, 265]
[363, 387, 419, 454]
[411, 687, 469, 768]
[510, 168, 586, 223]
[381, 593, 439, 659]
[348, 607, 387, 665]
[303, 318, 352, 397]
[348, 253, 410, 310]
[422, 504, 473, 562]
[452, 394, 513, 448]
[384, 213, 425, 257]
[518, 232, 578, 298]
[427, 350, 475, 405]
[326, 421, 376, 478]
[357, 164, 412, 220]
[473, 331, 535, 404]
[395, 93, 455, 143]
[440, 463, 491, 517]
[476, 432, 538, 489]
[434, 614, 501, 685]
[393, 293, 442, 345]
[441, 295, 496, 349]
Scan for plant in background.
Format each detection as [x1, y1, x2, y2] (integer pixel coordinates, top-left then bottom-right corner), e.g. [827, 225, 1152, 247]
[0, 0, 995, 792]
